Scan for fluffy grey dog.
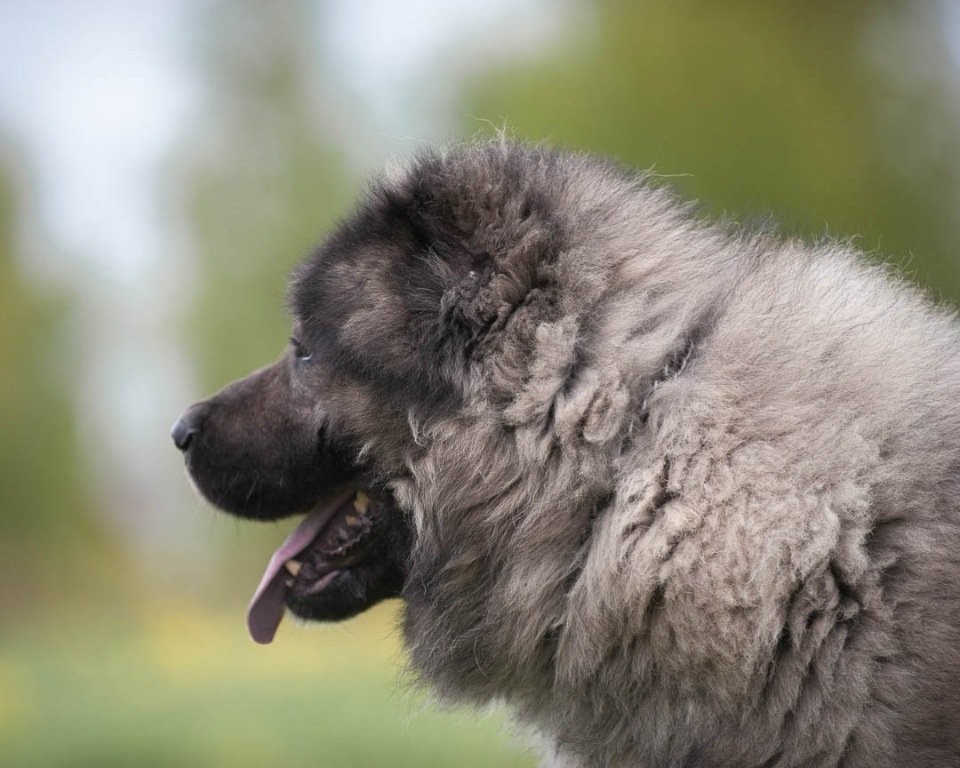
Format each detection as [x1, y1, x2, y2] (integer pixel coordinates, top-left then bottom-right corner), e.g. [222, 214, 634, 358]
[173, 141, 960, 767]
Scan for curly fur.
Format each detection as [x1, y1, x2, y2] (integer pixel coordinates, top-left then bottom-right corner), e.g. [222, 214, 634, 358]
[372, 143, 960, 766]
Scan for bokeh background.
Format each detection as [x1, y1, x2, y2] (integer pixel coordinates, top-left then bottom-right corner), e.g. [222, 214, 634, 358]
[2, 1, 960, 765]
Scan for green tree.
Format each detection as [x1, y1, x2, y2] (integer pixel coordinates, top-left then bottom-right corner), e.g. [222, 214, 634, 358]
[464, 0, 960, 299]
[0, 155, 99, 603]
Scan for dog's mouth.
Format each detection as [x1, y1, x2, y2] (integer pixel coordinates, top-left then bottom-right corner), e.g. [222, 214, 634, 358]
[247, 489, 383, 644]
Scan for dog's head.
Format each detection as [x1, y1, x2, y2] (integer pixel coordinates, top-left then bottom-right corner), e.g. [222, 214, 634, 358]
[172, 142, 595, 643]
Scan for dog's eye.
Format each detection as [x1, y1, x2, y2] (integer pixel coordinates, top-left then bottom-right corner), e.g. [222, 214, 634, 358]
[290, 337, 312, 362]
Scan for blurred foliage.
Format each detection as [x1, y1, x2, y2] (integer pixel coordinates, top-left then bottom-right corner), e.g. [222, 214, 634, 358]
[0, 157, 100, 597]
[463, 0, 960, 300]
[176, 0, 355, 391]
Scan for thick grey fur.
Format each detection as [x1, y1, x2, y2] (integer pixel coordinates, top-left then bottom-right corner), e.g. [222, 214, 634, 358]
[355, 141, 960, 767]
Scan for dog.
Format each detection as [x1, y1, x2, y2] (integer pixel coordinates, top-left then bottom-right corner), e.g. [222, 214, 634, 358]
[173, 140, 960, 766]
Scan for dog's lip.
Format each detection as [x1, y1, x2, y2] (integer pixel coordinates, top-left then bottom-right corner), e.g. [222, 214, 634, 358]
[246, 490, 355, 644]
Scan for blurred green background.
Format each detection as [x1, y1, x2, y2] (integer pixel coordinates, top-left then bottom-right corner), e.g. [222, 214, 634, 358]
[1, 0, 959, 765]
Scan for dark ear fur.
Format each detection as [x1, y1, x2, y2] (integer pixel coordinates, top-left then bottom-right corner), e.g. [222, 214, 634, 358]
[437, 261, 497, 358]
[389, 144, 565, 369]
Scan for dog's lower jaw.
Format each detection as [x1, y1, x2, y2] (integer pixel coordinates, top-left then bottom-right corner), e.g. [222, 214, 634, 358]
[283, 493, 411, 623]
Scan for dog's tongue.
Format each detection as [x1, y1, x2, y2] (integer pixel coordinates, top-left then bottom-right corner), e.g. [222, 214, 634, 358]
[247, 493, 351, 644]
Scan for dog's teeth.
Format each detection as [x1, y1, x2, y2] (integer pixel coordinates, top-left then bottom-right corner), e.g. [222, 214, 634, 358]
[284, 560, 302, 577]
[344, 515, 359, 527]
[353, 491, 370, 515]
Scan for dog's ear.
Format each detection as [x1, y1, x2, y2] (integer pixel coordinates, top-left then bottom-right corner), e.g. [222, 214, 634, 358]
[431, 228, 551, 362]
[437, 259, 497, 353]
[397, 153, 559, 362]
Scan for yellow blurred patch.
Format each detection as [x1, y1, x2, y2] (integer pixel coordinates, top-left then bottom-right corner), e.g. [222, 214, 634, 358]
[139, 596, 406, 684]
[0, 655, 32, 735]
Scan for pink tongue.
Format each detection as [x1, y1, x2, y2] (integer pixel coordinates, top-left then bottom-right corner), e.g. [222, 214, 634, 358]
[247, 492, 352, 644]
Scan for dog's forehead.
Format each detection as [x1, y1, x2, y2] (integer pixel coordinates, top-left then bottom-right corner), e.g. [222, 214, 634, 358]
[291, 237, 407, 325]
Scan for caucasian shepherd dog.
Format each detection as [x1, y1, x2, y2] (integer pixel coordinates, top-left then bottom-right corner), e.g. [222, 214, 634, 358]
[173, 141, 960, 767]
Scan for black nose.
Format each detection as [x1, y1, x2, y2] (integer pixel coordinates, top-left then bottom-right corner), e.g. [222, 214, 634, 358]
[171, 403, 206, 451]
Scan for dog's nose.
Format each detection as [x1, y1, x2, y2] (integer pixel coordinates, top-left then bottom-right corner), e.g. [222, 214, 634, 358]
[171, 403, 206, 452]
